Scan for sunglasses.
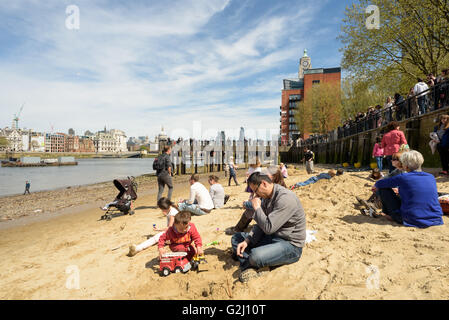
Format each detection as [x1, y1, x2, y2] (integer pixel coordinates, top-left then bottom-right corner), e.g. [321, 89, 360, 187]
[392, 158, 399, 161]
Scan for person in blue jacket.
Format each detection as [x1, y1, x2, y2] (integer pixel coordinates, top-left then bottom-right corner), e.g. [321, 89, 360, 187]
[374, 150, 444, 228]
[289, 169, 344, 190]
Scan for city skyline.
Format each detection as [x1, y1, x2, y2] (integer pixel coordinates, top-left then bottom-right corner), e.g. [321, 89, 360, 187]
[0, 0, 350, 139]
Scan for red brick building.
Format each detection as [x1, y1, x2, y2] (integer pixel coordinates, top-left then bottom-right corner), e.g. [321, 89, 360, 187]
[65, 135, 80, 152]
[280, 50, 341, 145]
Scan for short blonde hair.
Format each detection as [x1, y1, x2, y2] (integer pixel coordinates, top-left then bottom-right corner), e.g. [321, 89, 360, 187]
[400, 150, 424, 172]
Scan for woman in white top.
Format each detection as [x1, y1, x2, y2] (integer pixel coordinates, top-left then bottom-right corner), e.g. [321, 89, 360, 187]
[128, 198, 178, 257]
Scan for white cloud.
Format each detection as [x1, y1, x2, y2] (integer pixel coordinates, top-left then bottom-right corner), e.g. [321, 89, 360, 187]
[0, 0, 331, 140]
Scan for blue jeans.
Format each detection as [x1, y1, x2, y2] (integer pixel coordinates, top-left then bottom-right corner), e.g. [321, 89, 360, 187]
[378, 188, 403, 224]
[231, 228, 302, 271]
[293, 176, 318, 188]
[385, 155, 394, 173]
[417, 96, 426, 115]
[376, 156, 383, 171]
[177, 202, 209, 216]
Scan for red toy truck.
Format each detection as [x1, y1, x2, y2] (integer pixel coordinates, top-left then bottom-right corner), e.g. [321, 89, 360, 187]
[159, 252, 191, 276]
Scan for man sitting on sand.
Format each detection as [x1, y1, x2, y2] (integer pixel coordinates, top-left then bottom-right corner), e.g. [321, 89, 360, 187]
[231, 172, 306, 283]
[178, 174, 215, 216]
[289, 169, 344, 190]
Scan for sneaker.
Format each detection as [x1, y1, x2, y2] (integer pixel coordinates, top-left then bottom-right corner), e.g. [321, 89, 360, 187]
[100, 206, 108, 211]
[128, 244, 139, 257]
[357, 197, 378, 212]
[238, 267, 270, 283]
[439, 171, 448, 175]
[225, 227, 238, 236]
[360, 208, 379, 218]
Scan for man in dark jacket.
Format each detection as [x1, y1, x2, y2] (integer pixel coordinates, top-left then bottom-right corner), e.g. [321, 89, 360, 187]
[157, 146, 173, 202]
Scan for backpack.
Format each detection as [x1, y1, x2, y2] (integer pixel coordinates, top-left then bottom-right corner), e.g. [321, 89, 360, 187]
[153, 154, 166, 172]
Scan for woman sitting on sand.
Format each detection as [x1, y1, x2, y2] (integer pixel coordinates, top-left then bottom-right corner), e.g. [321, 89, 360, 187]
[373, 150, 444, 228]
[128, 198, 178, 257]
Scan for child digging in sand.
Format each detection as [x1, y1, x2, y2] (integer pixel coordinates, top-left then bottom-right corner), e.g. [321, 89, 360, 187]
[158, 211, 203, 265]
[128, 197, 178, 257]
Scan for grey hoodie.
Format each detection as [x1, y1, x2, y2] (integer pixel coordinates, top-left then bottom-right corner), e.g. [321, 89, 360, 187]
[247, 184, 306, 248]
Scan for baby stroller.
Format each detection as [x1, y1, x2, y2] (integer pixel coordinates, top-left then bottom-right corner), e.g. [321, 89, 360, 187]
[100, 176, 138, 221]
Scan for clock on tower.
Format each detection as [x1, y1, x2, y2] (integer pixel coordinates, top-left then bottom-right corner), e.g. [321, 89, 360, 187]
[299, 49, 311, 79]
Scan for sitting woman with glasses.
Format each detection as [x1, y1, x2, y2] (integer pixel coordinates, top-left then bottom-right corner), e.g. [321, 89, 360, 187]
[372, 150, 444, 228]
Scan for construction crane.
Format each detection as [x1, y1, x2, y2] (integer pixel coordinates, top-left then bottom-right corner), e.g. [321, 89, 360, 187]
[13, 103, 25, 129]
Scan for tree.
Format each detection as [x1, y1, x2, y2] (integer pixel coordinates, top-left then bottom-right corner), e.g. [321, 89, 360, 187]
[68, 128, 75, 135]
[0, 137, 8, 149]
[295, 82, 342, 135]
[339, 0, 449, 87]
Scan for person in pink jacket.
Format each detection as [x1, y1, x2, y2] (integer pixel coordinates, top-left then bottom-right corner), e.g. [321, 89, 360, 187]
[381, 121, 407, 173]
[372, 137, 384, 172]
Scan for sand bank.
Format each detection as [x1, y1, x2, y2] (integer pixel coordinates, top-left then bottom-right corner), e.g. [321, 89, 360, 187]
[0, 165, 448, 300]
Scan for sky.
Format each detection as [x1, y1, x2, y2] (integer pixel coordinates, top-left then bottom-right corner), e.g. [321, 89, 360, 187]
[0, 0, 354, 140]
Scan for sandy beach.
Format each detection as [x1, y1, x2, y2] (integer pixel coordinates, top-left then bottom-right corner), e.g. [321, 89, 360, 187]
[0, 166, 448, 300]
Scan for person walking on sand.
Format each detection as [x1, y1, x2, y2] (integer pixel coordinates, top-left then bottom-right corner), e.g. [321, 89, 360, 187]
[24, 181, 31, 195]
[302, 147, 315, 174]
[156, 146, 174, 202]
[228, 156, 239, 186]
[231, 172, 306, 283]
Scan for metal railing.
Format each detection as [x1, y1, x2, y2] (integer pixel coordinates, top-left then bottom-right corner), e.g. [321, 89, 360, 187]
[298, 79, 449, 146]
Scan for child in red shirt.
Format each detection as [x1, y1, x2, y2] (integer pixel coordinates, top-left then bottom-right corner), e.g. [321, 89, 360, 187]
[158, 210, 203, 262]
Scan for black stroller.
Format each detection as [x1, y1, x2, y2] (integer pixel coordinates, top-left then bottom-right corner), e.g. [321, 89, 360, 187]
[100, 176, 138, 221]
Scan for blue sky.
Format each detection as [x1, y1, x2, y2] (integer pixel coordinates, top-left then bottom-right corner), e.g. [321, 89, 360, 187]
[0, 0, 353, 140]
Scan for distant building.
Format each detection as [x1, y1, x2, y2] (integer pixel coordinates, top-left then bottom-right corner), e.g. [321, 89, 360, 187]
[239, 127, 245, 141]
[65, 134, 80, 152]
[78, 137, 95, 153]
[29, 132, 46, 152]
[280, 49, 341, 146]
[45, 133, 66, 152]
[0, 127, 32, 152]
[155, 127, 168, 152]
[93, 128, 128, 153]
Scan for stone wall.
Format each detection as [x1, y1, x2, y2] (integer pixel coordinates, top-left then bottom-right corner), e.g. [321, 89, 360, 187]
[281, 108, 449, 168]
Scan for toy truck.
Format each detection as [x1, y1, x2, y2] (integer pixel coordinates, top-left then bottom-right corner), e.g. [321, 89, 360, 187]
[159, 252, 191, 276]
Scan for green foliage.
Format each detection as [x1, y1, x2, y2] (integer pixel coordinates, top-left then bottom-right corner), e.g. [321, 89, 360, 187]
[340, 0, 449, 90]
[295, 82, 342, 135]
[139, 145, 151, 152]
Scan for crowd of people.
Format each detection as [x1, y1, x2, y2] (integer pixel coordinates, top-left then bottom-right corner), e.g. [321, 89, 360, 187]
[301, 71, 449, 146]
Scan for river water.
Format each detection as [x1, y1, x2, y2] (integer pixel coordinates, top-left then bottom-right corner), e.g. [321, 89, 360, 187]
[0, 158, 156, 197]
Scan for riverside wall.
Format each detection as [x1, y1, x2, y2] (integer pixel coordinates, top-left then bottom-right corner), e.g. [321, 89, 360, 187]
[280, 108, 449, 168]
